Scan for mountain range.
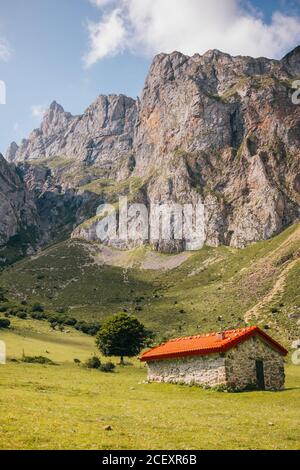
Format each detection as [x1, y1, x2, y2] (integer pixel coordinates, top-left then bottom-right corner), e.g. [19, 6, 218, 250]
[1, 46, 300, 266]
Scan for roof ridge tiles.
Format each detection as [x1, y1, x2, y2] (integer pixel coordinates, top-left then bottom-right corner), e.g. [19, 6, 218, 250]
[140, 326, 287, 362]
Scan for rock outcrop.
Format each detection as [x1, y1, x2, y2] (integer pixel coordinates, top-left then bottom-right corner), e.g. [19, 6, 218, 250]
[4, 46, 300, 253]
[0, 153, 38, 248]
[7, 95, 137, 177]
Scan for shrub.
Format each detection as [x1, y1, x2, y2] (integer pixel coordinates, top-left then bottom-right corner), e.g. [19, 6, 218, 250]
[73, 358, 81, 364]
[48, 314, 65, 325]
[31, 311, 47, 320]
[85, 356, 101, 369]
[0, 318, 10, 329]
[32, 303, 44, 313]
[100, 362, 116, 373]
[8, 308, 18, 316]
[64, 317, 77, 326]
[0, 306, 8, 313]
[21, 355, 56, 365]
[16, 311, 27, 319]
[75, 321, 100, 336]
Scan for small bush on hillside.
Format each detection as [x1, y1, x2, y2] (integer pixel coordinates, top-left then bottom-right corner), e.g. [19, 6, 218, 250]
[64, 317, 77, 326]
[31, 311, 47, 320]
[85, 356, 101, 369]
[48, 314, 65, 325]
[75, 321, 100, 336]
[73, 358, 81, 364]
[16, 311, 27, 319]
[31, 303, 45, 313]
[0, 306, 8, 313]
[21, 355, 56, 365]
[8, 308, 19, 316]
[100, 362, 115, 373]
[0, 318, 10, 329]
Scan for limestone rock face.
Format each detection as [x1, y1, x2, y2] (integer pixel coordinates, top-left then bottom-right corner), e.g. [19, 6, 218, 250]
[0, 154, 38, 247]
[132, 48, 300, 247]
[8, 95, 137, 172]
[4, 46, 300, 252]
[281, 46, 300, 76]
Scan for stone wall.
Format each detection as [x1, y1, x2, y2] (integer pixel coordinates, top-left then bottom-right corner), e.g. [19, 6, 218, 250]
[146, 354, 227, 387]
[225, 336, 285, 391]
[146, 336, 285, 391]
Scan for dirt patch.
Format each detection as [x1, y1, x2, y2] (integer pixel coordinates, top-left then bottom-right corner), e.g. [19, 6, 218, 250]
[85, 243, 192, 271]
[141, 251, 192, 271]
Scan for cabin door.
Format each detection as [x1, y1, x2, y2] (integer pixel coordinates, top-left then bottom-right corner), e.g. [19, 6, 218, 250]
[255, 360, 265, 390]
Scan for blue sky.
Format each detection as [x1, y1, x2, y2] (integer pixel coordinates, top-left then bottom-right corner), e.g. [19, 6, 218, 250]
[0, 0, 299, 154]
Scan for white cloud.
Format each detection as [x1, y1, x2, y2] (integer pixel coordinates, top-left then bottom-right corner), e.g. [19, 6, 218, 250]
[0, 38, 10, 61]
[84, 8, 126, 66]
[85, 0, 300, 65]
[31, 105, 47, 119]
[89, 0, 115, 6]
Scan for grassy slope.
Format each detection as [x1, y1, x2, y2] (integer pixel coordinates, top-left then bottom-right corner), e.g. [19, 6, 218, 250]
[1, 222, 299, 345]
[0, 318, 299, 450]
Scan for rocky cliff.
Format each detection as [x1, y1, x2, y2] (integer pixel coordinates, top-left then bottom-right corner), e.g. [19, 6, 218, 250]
[0, 153, 39, 264]
[3, 46, 300, 256]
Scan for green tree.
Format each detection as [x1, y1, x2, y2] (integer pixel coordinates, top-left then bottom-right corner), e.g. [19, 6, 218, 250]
[96, 313, 153, 365]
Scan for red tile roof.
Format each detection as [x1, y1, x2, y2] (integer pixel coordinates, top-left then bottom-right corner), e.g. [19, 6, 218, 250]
[140, 326, 288, 362]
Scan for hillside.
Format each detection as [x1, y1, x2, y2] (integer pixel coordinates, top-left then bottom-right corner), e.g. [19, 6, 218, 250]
[1, 222, 299, 347]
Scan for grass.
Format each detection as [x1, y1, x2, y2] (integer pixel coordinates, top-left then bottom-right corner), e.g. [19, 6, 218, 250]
[0, 318, 95, 363]
[0, 318, 299, 450]
[80, 176, 144, 198]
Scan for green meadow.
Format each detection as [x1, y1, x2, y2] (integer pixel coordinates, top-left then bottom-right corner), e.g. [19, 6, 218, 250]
[0, 317, 300, 450]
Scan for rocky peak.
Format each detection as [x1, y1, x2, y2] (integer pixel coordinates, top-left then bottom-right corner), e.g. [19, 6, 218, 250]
[7, 94, 137, 169]
[41, 100, 73, 137]
[281, 45, 300, 76]
[5, 141, 19, 162]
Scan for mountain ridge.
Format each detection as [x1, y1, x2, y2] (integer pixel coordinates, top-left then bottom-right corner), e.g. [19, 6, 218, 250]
[0, 46, 299, 263]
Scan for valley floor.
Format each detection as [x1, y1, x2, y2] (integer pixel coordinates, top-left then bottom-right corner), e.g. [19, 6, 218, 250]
[0, 319, 299, 450]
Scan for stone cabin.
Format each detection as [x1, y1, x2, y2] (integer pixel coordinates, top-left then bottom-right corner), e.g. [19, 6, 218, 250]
[140, 327, 288, 391]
